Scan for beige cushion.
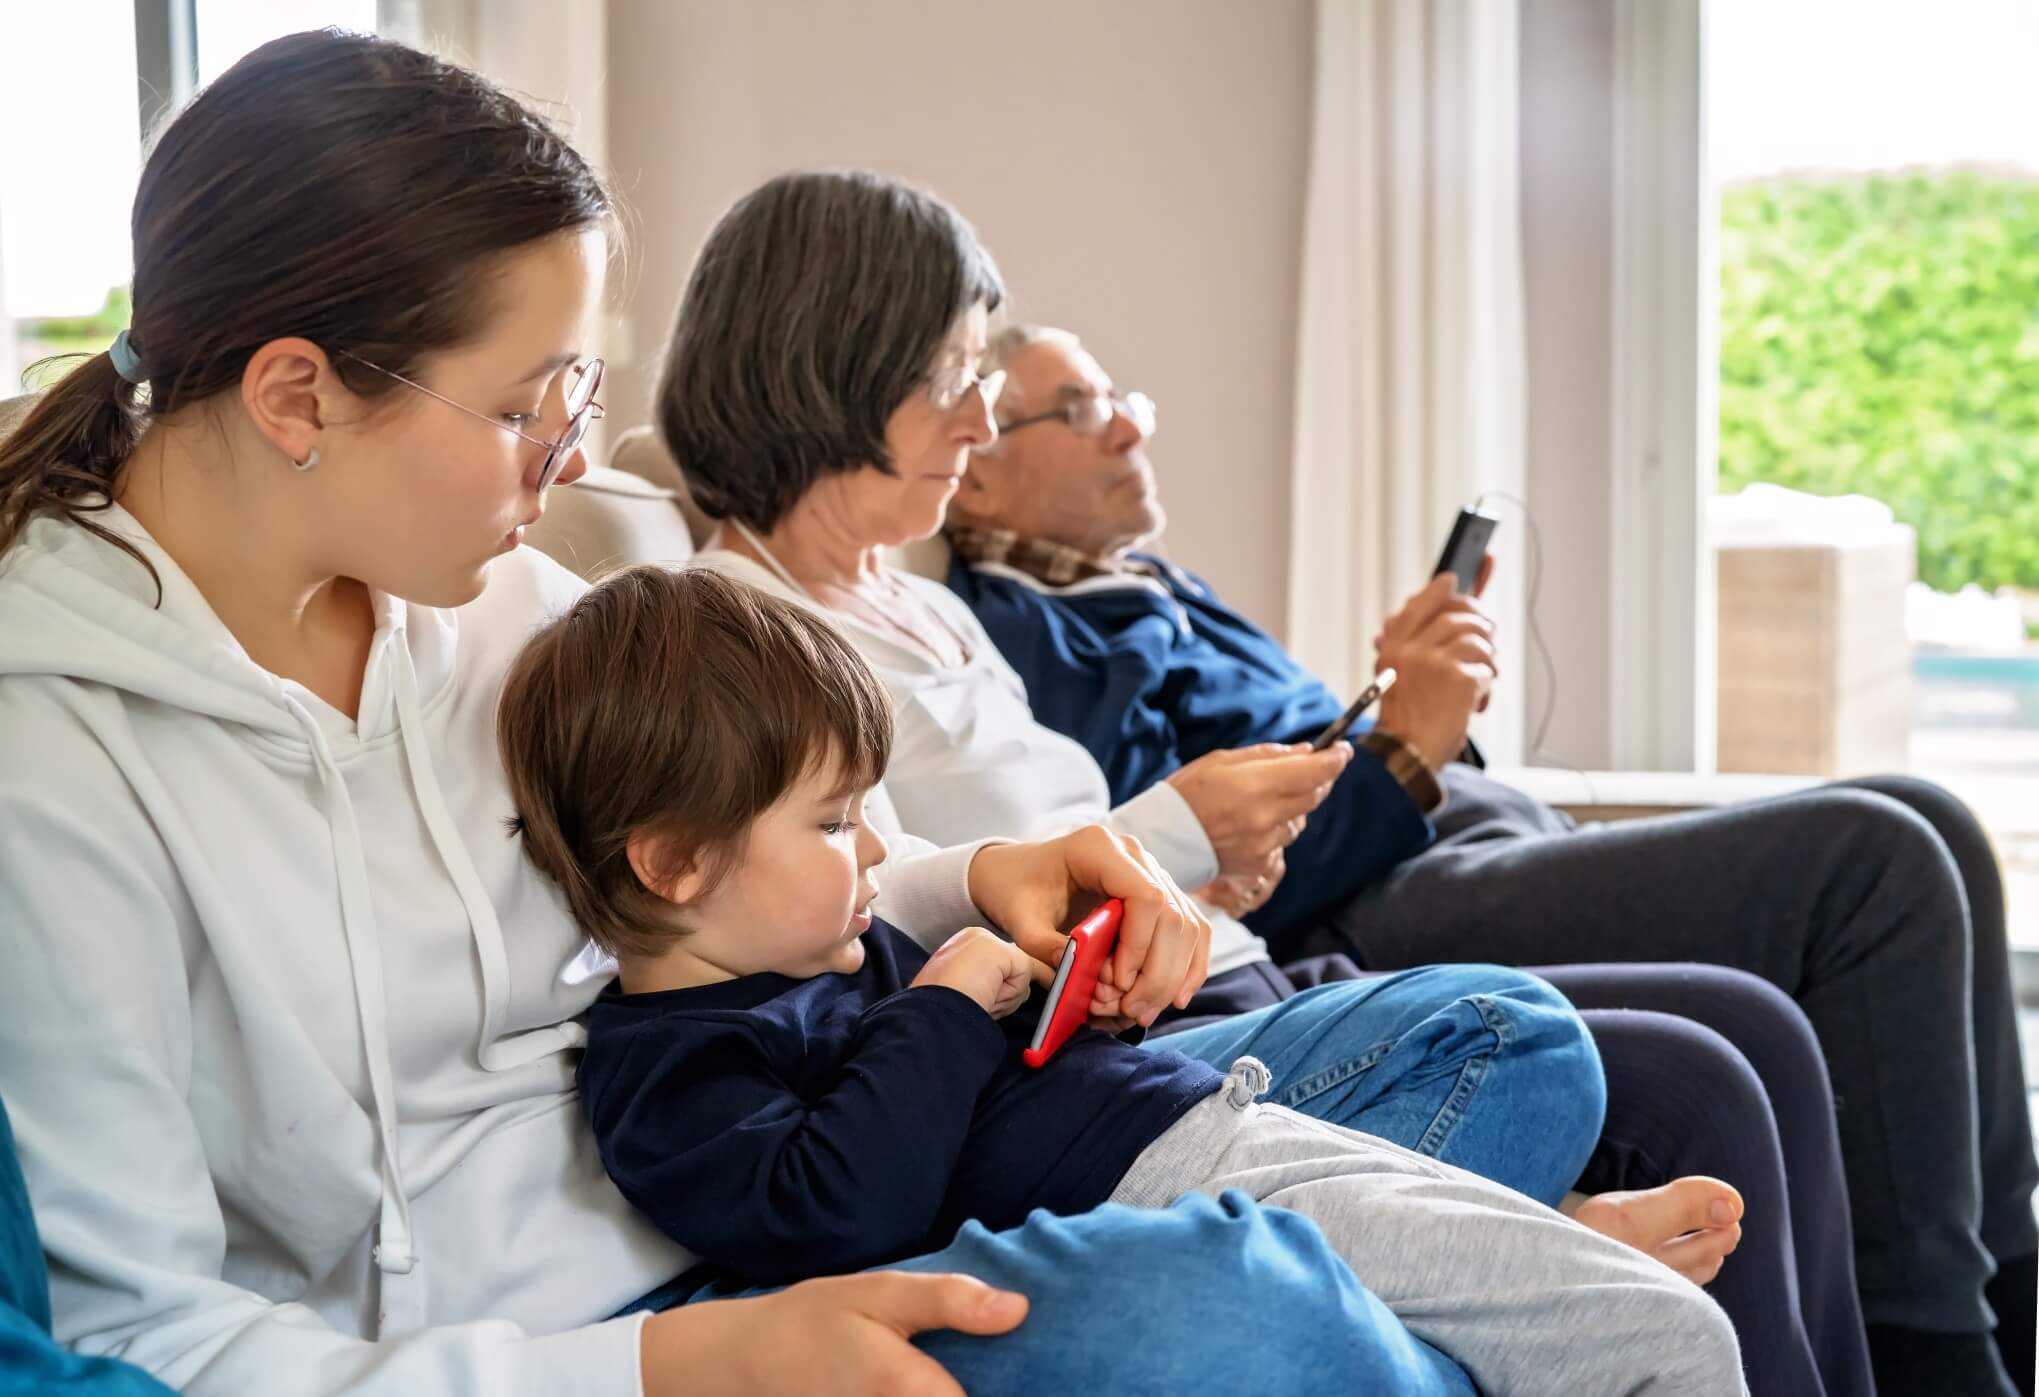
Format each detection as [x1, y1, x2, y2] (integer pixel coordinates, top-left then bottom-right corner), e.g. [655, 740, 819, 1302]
[603, 425, 954, 581]
[608, 426, 713, 546]
[526, 463, 695, 581]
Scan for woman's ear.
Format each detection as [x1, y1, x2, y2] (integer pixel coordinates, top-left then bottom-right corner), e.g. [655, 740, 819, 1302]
[627, 829, 708, 907]
[240, 337, 340, 466]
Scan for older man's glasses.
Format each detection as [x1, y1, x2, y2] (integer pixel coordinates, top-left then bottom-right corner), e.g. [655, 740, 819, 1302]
[342, 353, 605, 493]
[999, 389, 1157, 441]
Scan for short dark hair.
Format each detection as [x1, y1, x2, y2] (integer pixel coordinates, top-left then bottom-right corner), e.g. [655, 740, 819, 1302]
[497, 566, 894, 960]
[656, 170, 1005, 532]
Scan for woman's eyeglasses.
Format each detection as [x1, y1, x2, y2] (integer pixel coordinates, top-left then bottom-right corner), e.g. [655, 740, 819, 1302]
[923, 364, 1008, 414]
[342, 353, 606, 492]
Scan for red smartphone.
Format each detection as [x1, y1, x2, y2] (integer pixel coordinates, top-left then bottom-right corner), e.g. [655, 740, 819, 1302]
[1022, 899, 1124, 1069]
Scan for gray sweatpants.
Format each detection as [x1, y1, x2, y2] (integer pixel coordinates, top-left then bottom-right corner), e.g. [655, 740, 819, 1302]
[1112, 1059, 1747, 1397]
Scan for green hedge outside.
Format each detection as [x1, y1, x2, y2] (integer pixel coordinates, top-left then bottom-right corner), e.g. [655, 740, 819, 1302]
[1717, 170, 2039, 593]
[15, 286, 129, 373]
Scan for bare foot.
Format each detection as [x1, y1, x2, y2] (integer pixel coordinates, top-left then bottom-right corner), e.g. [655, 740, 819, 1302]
[1565, 1176, 1745, 1286]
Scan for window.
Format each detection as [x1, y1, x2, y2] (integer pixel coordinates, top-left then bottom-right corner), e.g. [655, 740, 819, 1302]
[0, 2, 142, 394]
[194, 0, 378, 87]
[1707, 0, 2039, 946]
[0, 1, 376, 397]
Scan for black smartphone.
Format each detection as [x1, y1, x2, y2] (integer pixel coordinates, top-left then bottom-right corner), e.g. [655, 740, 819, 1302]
[1435, 509, 1500, 593]
[1309, 667, 1398, 751]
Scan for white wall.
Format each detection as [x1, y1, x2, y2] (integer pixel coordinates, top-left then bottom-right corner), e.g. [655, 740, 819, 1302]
[603, 0, 1315, 634]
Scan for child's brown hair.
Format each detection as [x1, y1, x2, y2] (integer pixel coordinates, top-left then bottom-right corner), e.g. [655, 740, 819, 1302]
[498, 565, 893, 959]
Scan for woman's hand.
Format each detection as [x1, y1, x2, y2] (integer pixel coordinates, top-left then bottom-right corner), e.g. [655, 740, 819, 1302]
[641, 1271, 1029, 1397]
[1165, 743, 1349, 882]
[967, 826, 1211, 1028]
[1193, 848, 1286, 920]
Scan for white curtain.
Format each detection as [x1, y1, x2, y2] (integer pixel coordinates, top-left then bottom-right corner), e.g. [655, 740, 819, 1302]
[1287, 0, 1528, 766]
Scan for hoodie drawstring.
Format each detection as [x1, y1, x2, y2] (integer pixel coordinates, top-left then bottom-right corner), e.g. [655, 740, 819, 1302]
[281, 677, 424, 1339]
[388, 643, 581, 1072]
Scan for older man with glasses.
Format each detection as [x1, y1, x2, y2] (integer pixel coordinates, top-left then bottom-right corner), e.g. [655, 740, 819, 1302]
[942, 322, 2037, 1397]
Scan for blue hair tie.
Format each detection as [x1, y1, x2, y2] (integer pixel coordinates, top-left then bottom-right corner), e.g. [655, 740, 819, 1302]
[108, 329, 146, 384]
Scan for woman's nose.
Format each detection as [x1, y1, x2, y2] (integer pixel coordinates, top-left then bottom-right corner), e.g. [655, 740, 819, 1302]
[956, 382, 998, 448]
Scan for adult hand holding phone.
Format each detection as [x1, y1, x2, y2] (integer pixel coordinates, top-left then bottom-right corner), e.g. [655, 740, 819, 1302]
[1371, 570, 1499, 770]
[1166, 742, 1352, 890]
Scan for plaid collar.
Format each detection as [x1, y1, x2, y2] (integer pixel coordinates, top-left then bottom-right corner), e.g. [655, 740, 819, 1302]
[945, 524, 1162, 587]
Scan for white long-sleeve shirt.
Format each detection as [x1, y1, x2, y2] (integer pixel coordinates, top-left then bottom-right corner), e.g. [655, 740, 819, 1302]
[0, 506, 987, 1397]
[691, 548, 1271, 976]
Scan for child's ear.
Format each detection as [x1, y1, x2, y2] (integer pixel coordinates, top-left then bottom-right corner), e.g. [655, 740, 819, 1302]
[627, 830, 708, 906]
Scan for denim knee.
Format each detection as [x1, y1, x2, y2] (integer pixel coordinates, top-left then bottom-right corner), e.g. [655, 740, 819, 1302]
[1363, 964, 1599, 1062]
[1456, 968, 1607, 1201]
[1444, 967, 1605, 1118]
[1313, 965, 1602, 1203]
[911, 1192, 1476, 1396]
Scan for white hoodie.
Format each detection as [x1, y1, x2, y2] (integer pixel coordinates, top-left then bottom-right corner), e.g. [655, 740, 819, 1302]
[0, 505, 986, 1396]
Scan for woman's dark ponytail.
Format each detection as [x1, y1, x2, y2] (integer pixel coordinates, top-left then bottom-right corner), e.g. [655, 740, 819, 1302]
[0, 348, 148, 575]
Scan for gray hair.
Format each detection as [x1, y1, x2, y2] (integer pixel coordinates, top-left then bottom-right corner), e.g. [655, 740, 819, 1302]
[968, 322, 1087, 461]
[982, 323, 1082, 416]
[656, 170, 1005, 532]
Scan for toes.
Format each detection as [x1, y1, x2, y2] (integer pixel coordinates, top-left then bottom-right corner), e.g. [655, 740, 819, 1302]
[1657, 1222, 1742, 1279]
[1663, 1175, 1745, 1232]
[1684, 1254, 1727, 1287]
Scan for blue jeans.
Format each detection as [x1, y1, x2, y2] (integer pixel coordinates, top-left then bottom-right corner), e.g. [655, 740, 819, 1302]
[644, 965, 1599, 1393]
[650, 1192, 1476, 1395]
[1148, 964, 1605, 1208]
[897, 1191, 1477, 1395]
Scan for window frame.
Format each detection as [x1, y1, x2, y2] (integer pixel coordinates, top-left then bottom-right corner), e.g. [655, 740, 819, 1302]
[1606, 0, 1716, 771]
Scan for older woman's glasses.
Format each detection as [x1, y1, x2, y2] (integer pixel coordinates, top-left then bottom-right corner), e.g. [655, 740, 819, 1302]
[924, 364, 1008, 414]
[342, 353, 605, 492]
[999, 390, 1157, 441]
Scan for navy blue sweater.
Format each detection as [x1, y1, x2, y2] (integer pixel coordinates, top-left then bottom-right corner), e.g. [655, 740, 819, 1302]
[579, 921, 1223, 1287]
[947, 555, 1436, 940]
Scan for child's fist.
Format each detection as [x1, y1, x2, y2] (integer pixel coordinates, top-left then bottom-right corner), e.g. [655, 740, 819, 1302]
[912, 927, 1035, 1019]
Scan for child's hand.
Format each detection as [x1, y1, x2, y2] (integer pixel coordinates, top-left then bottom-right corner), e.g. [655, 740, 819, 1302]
[912, 928, 1035, 1019]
